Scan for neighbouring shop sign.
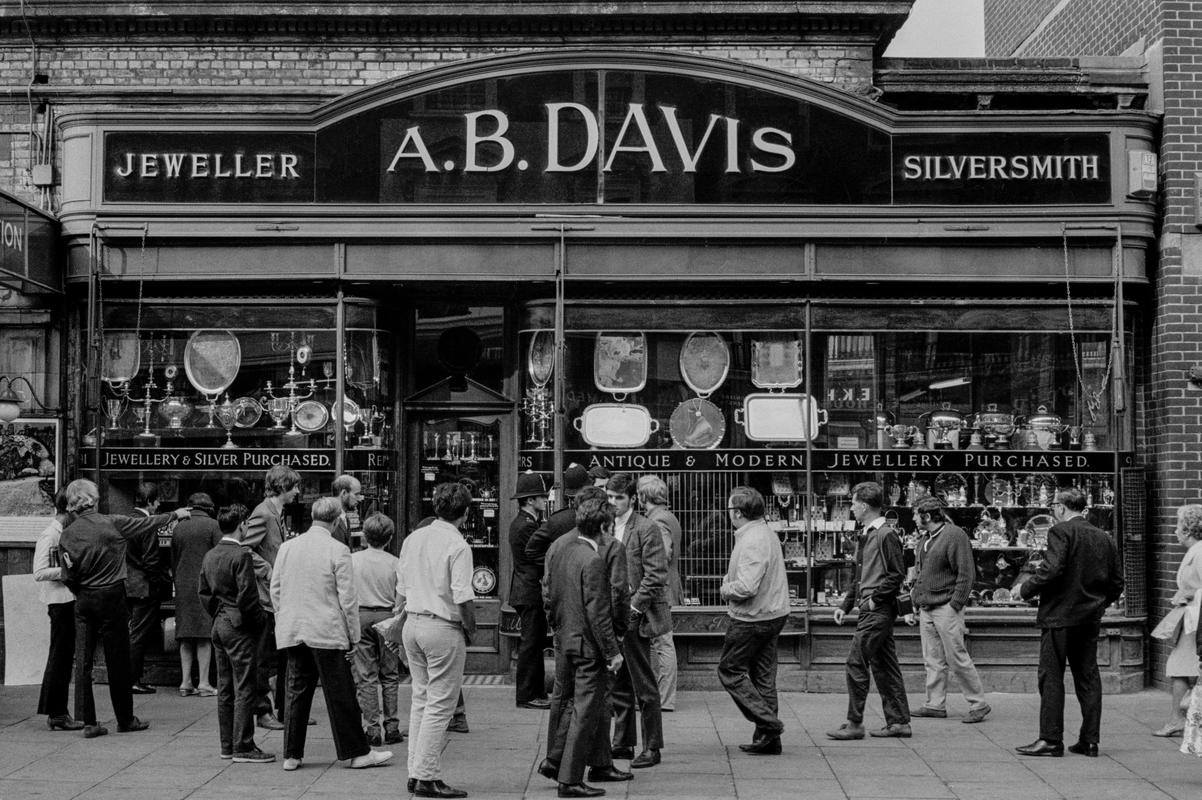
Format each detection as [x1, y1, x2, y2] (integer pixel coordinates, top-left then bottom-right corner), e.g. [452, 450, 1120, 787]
[0, 190, 59, 293]
[102, 68, 1112, 206]
[521, 448, 1130, 474]
[84, 447, 335, 472]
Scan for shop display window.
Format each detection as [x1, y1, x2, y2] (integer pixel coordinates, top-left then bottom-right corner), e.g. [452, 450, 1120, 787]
[520, 301, 1130, 613]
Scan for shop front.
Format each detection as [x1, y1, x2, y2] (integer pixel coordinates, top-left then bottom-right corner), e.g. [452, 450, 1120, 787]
[57, 50, 1155, 687]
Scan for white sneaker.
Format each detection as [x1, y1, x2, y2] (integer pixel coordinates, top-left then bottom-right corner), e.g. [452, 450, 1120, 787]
[348, 749, 393, 769]
[282, 758, 302, 771]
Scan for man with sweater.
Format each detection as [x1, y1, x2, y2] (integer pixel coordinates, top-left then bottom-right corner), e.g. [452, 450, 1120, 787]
[718, 486, 791, 756]
[1016, 487, 1124, 758]
[826, 481, 911, 741]
[905, 497, 990, 724]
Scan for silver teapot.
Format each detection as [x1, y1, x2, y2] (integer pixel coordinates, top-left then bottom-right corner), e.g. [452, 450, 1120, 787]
[920, 402, 967, 450]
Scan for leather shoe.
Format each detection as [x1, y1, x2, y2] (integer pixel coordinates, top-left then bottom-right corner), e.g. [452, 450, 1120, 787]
[117, 716, 149, 732]
[587, 766, 633, 782]
[826, 722, 865, 740]
[447, 718, 469, 733]
[630, 749, 660, 768]
[414, 779, 467, 798]
[130, 683, 156, 695]
[408, 778, 417, 793]
[911, 706, 947, 718]
[518, 698, 551, 710]
[47, 715, 84, 731]
[963, 704, 992, 724]
[1068, 741, 1099, 757]
[870, 723, 912, 738]
[257, 713, 285, 731]
[82, 724, 108, 739]
[537, 759, 560, 781]
[738, 736, 781, 755]
[1015, 739, 1064, 757]
[557, 783, 605, 798]
[349, 749, 393, 769]
[610, 745, 634, 760]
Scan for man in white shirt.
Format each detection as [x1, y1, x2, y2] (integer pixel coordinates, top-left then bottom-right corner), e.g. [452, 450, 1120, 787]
[271, 496, 392, 772]
[397, 483, 477, 799]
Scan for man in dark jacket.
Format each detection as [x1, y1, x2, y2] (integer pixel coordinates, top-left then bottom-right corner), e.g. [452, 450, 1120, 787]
[127, 482, 173, 694]
[199, 504, 273, 763]
[827, 481, 911, 741]
[540, 497, 625, 799]
[1016, 487, 1124, 758]
[509, 471, 551, 709]
[525, 463, 592, 564]
[59, 479, 189, 738]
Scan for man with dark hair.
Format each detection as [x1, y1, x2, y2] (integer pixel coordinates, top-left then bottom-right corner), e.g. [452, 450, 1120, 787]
[128, 481, 172, 694]
[351, 512, 403, 746]
[509, 471, 551, 710]
[827, 481, 911, 741]
[398, 483, 476, 798]
[719, 486, 791, 755]
[272, 496, 391, 772]
[199, 503, 273, 763]
[244, 465, 300, 731]
[1016, 487, 1123, 758]
[541, 496, 625, 799]
[330, 474, 363, 548]
[907, 497, 990, 723]
[605, 472, 668, 768]
[59, 479, 190, 738]
[537, 485, 632, 791]
[588, 465, 611, 488]
[638, 475, 682, 712]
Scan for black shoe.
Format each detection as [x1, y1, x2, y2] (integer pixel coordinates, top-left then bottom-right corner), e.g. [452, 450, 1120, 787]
[518, 698, 551, 710]
[587, 766, 633, 782]
[385, 726, 405, 744]
[1068, 741, 1099, 757]
[414, 779, 467, 798]
[47, 715, 84, 731]
[1015, 739, 1064, 757]
[738, 737, 782, 755]
[408, 778, 417, 793]
[610, 745, 634, 760]
[82, 724, 108, 739]
[117, 716, 149, 733]
[557, 783, 605, 798]
[364, 727, 383, 747]
[537, 759, 560, 781]
[630, 749, 660, 768]
[911, 706, 947, 718]
[447, 717, 469, 733]
[130, 683, 156, 695]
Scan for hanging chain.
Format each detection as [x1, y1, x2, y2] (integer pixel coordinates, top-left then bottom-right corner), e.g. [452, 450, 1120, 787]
[1062, 225, 1116, 424]
[134, 225, 147, 344]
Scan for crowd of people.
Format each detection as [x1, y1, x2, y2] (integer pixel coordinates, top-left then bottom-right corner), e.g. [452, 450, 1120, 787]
[28, 465, 1201, 798]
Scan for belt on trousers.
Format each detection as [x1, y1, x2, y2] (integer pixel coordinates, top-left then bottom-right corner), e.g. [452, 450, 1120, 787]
[408, 611, 454, 623]
[359, 606, 392, 611]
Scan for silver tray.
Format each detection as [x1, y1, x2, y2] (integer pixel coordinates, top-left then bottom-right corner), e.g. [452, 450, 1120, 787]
[735, 393, 827, 441]
[294, 399, 330, 433]
[679, 332, 729, 396]
[183, 329, 242, 396]
[232, 396, 263, 428]
[594, 333, 647, 395]
[668, 397, 725, 449]
[574, 403, 659, 448]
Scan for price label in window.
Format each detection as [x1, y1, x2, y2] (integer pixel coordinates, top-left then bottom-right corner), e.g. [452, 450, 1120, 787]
[482, 508, 495, 518]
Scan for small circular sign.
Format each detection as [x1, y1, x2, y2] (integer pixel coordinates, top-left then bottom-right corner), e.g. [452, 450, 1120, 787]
[472, 566, 497, 595]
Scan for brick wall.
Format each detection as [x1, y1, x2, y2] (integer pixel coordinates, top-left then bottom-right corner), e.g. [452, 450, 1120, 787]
[983, 0, 1059, 56]
[985, 0, 1159, 57]
[0, 40, 873, 210]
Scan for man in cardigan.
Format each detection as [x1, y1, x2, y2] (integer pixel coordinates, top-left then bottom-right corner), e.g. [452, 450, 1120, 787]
[826, 481, 911, 741]
[906, 497, 990, 724]
[1016, 487, 1124, 758]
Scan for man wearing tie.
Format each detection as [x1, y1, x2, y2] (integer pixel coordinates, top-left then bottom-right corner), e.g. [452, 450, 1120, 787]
[1016, 487, 1124, 758]
[826, 481, 911, 741]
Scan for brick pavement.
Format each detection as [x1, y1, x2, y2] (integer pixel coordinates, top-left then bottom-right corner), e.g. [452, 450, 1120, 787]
[0, 684, 1198, 799]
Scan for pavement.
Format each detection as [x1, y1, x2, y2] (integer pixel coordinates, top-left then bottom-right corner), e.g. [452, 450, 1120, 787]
[0, 683, 1198, 800]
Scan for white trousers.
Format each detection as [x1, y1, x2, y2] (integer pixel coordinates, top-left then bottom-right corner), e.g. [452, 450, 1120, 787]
[919, 604, 986, 711]
[403, 615, 466, 780]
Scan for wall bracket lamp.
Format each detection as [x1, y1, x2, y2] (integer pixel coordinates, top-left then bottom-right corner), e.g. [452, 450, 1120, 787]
[0, 375, 49, 425]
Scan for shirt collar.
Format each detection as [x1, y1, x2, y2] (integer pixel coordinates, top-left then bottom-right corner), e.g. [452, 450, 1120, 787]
[576, 535, 598, 552]
[616, 508, 634, 527]
[220, 536, 241, 545]
[733, 519, 760, 538]
[864, 515, 887, 532]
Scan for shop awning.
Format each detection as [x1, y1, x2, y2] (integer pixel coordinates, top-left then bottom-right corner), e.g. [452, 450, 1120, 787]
[0, 189, 60, 295]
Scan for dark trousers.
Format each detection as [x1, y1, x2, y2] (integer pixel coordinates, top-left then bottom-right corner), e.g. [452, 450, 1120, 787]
[718, 615, 788, 739]
[213, 613, 260, 755]
[74, 583, 135, 726]
[548, 652, 608, 784]
[515, 604, 548, 704]
[282, 644, 370, 761]
[611, 633, 664, 751]
[254, 614, 285, 717]
[126, 595, 160, 685]
[38, 601, 76, 718]
[547, 641, 613, 772]
[1038, 621, 1103, 745]
[845, 605, 910, 726]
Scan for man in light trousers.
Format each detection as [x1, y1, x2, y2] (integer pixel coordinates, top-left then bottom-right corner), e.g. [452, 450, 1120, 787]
[638, 475, 682, 712]
[398, 482, 477, 799]
[905, 497, 990, 723]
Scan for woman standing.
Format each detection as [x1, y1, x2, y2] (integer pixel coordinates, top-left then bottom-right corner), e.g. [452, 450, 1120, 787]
[1154, 504, 1202, 737]
[172, 492, 222, 697]
[33, 489, 82, 730]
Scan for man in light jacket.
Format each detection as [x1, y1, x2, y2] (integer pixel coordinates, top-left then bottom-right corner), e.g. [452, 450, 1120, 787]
[270, 496, 392, 772]
[718, 486, 791, 756]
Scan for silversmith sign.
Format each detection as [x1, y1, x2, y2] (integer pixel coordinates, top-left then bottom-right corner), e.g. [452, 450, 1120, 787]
[521, 449, 1128, 474]
[102, 67, 1111, 206]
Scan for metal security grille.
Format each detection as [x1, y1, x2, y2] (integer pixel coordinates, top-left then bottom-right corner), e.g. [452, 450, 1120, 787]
[1119, 466, 1146, 616]
[666, 470, 744, 606]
